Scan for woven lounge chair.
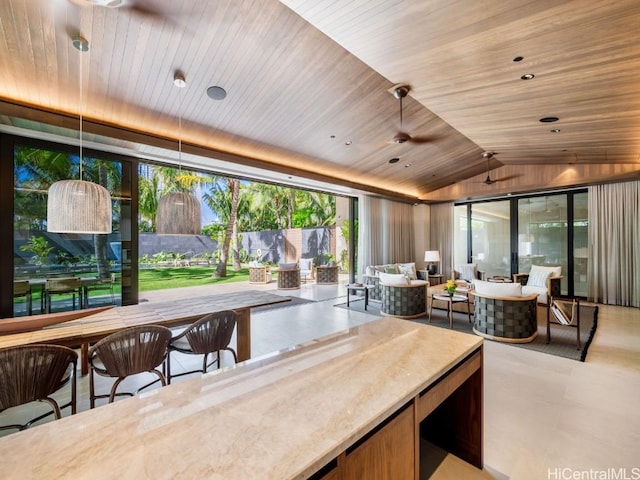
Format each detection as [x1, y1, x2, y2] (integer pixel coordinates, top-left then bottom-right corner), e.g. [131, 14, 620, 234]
[0, 344, 77, 432]
[89, 325, 172, 408]
[166, 310, 238, 384]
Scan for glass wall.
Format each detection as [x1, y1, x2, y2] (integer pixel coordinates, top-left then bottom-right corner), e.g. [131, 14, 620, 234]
[12, 143, 126, 316]
[470, 201, 511, 278]
[454, 191, 587, 298]
[1, 132, 355, 318]
[518, 196, 568, 292]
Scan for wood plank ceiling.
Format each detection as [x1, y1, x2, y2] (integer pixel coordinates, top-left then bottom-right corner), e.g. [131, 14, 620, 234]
[0, 0, 639, 202]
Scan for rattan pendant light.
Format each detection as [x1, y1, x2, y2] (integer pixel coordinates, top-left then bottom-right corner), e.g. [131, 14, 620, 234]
[47, 36, 112, 234]
[156, 72, 201, 235]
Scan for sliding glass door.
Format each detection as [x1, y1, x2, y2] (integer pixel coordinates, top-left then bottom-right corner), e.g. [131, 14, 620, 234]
[455, 191, 587, 298]
[518, 196, 568, 293]
[470, 201, 511, 278]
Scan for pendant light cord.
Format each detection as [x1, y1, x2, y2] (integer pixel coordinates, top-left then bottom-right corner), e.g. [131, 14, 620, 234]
[79, 40, 84, 181]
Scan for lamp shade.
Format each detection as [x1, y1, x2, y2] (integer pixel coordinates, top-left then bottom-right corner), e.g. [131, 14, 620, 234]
[47, 179, 112, 234]
[424, 250, 440, 262]
[156, 192, 201, 235]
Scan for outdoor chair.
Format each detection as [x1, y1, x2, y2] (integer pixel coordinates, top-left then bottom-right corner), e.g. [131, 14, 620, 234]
[13, 280, 33, 316]
[45, 277, 82, 313]
[0, 344, 77, 432]
[89, 325, 172, 408]
[85, 273, 117, 307]
[298, 258, 314, 283]
[166, 310, 238, 384]
[277, 263, 301, 289]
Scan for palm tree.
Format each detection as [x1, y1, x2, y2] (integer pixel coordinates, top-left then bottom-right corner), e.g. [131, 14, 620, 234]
[138, 171, 161, 231]
[207, 177, 241, 277]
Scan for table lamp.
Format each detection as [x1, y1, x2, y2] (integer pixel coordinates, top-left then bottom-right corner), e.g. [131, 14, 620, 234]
[424, 250, 440, 275]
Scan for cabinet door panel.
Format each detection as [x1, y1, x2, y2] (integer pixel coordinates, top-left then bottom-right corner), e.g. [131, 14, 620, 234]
[343, 405, 414, 480]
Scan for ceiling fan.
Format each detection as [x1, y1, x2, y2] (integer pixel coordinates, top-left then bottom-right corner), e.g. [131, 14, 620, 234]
[69, 0, 166, 20]
[389, 84, 433, 144]
[481, 151, 499, 185]
[478, 151, 520, 185]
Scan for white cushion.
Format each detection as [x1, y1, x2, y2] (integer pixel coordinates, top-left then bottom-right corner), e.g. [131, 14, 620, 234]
[279, 262, 297, 270]
[397, 262, 417, 280]
[522, 285, 547, 304]
[474, 279, 523, 297]
[456, 263, 477, 282]
[527, 265, 561, 287]
[379, 272, 409, 286]
[409, 280, 428, 287]
[365, 266, 375, 276]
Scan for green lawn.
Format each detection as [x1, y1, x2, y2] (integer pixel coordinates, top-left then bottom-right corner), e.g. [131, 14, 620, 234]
[138, 266, 250, 291]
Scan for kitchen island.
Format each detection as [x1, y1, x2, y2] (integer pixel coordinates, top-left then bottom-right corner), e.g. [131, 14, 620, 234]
[0, 316, 483, 479]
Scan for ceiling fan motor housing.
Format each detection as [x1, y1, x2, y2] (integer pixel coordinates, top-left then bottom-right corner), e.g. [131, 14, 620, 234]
[393, 132, 411, 144]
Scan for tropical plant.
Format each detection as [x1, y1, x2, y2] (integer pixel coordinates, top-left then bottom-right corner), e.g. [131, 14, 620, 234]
[19, 236, 54, 265]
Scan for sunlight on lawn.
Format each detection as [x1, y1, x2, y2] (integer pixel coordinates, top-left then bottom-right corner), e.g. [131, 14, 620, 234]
[139, 267, 250, 291]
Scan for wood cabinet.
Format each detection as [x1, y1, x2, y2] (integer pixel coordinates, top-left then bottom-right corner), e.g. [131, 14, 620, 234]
[343, 404, 414, 479]
[313, 348, 483, 479]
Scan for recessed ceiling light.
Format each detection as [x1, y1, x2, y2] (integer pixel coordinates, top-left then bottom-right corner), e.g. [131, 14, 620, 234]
[513, 56, 524, 62]
[388, 157, 400, 164]
[520, 73, 535, 80]
[404, 163, 411, 168]
[539, 116, 559, 123]
[550, 128, 561, 133]
[206, 86, 227, 100]
[345, 140, 352, 146]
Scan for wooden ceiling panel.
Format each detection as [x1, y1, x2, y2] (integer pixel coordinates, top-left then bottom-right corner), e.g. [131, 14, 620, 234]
[1, 0, 638, 201]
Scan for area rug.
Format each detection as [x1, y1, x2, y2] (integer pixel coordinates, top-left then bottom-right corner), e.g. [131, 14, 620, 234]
[251, 295, 316, 312]
[334, 299, 598, 362]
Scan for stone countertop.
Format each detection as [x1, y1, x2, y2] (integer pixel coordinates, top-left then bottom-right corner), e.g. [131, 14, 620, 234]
[0, 317, 482, 480]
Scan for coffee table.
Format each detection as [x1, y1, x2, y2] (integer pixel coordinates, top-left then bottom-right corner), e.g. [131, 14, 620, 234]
[346, 284, 374, 310]
[430, 293, 471, 328]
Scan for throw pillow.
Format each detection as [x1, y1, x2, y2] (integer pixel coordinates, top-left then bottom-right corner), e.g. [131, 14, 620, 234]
[379, 272, 409, 286]
[474, 279, 523, 297]
[397, 262, 417, 280]
[365, 266, 375, 276]
[279, 262, 297, 270]
[384, 265, 399, 274]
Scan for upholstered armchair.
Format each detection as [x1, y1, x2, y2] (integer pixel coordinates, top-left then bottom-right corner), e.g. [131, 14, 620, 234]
[378, 273, 428, 318]
[453, 263, 486, 282]
[513, 265, 562, 305]
[472, 280, 539, 343]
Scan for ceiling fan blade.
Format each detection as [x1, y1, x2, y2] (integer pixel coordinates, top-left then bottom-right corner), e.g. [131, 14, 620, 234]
[408, 135, 438, 144]
[489, 174, 522, 183]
